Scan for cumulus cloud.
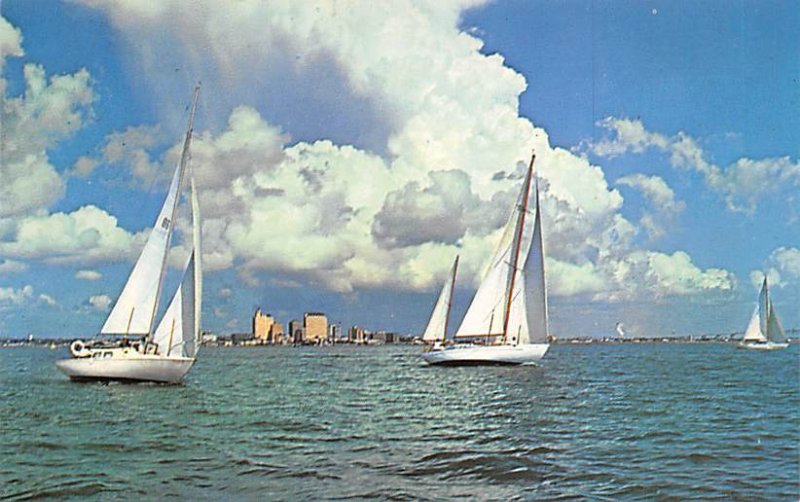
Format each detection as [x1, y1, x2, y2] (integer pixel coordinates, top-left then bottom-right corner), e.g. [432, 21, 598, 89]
[0, 205, 145, 264]
[751, 247, 800, 289]
[586, 117, 800, 212]
[0, 284, 34, 306]
[69, 1, 732, 301]
[38, 293, 57, 306]
[76, 269, 102, 281]
[88, 294, 112, 311]
[617, 174, 685, 241]
[0, 259, 27, 274]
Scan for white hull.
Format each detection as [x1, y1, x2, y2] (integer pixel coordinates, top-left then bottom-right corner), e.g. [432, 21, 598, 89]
[737, 341, 789, 351]
[55, 354, 195, 384]
[422, 343, 549, 366]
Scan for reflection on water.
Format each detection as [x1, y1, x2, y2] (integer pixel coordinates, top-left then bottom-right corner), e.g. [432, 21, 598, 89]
[1, 344, 798, 499]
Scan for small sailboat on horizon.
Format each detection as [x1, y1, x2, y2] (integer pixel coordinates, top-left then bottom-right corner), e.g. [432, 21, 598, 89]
[56, 85, 203, 383]
[738, 277, 788, 351]
[421, 153, 550, 366]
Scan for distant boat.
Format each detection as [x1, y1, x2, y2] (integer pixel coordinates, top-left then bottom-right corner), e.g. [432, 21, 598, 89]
[420, 255, 459, 346]
[422, 153, 549, 365]
[56, 85, 203, 383]
[738, 277, 788, 351]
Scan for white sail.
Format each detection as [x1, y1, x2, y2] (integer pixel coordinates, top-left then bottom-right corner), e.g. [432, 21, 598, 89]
[152, 251, 197, 357]
[742, 306, 765, 342]
[152, 177, 202, 358]
[100, 85, 199, 337]
[101, 166, 183, 335]
[191, 175, 202, 352]
[455, 189, 521, 338]
[422, 256, 458, 342]
[766, 303, 786, 343]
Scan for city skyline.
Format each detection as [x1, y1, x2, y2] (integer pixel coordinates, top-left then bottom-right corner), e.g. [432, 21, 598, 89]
[1, 1, 798, 339]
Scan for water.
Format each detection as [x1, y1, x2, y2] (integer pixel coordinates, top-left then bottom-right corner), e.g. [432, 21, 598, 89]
[1, 344, 798, 500]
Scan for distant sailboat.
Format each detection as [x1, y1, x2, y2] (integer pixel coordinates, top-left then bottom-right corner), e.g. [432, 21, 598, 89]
[422, 153, 549, 365]
[421, 256, 459, 346]
[56, 85, 203, 383]
[738, 277, 788, 351]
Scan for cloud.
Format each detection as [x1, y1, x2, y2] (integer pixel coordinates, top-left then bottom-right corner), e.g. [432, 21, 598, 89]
[616, 174, 685, 241]
[0, 15, 24, 73]
[0, 205, 145, 265]
[70, 1, 731, 301]
[38, 293, 57, 306]
[88, 294, 112, 311]
[751, 247, 800, 289]
[76, 269, 103, 281]
[0, 284, 33, 306]
[586, 117, 800, 212]
[0, 259, 28, 274]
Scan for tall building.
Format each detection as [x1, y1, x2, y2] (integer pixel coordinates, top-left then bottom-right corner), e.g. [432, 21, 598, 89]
[253, 309, 274, 343]
[288, 319, 304, 344]
[304, 312, 328, 344]
[269, 322, 285, 344]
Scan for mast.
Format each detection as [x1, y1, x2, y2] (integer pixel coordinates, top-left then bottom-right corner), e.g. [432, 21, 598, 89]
[502, 153, 535, 344]
[148, 83, 201, 338]
[441, 255, 459, 344]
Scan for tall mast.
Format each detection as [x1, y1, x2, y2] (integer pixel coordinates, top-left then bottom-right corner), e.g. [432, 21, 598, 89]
[502, 153, 535, 344]
[148, 83, 201, 338]
[441, 255, 459, 344]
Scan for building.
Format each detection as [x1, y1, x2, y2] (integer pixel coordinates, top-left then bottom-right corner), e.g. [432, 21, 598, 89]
[329, 323, 342, 343]
[269, 322, 285, 344]
[253, 309, 275, 343]
[304, 312, 328, 344]
[349, 325, 365, 344]
[288, 319, 304, 344]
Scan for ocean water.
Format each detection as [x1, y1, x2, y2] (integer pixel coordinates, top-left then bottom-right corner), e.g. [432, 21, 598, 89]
[1, 343, 798, 500]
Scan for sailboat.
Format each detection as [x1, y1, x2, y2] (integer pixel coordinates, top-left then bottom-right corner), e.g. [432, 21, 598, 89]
[738, 277, 788, 350]
[56, 85, 203, 383]
[422, 153, 549, 365]
[421, 256, 459, 347]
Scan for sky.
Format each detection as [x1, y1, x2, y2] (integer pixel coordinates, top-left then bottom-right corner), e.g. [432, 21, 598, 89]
[1, 0, 798, 339]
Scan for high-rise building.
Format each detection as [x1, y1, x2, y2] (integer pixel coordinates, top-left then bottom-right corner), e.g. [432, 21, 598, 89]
[253, 309, 274, 343]
[304, 312, 328, 344]
[269, 322, 285, 344]
[288, 319, 304, 344]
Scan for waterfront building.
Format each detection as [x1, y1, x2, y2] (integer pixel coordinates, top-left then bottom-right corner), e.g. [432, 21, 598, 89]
[348, 325, 365, 344]
[253, 309, 274, 343]
[288, 319, 304, 344]
[304, 312, 328, 344]
[269, 322, 285, 344]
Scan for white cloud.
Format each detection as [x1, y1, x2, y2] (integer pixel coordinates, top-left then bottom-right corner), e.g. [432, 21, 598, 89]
[73, 1, 731, 301]
[88, 294, 112, 311]
[0, 15, 24, 72]
[0, 205, 145, 265]
[0, 259, 27, 274]
[76, 269, 103, 281]
[587, 117, 800, 212]
[218, 287, 232, 297]
[617, 174, 685, 241]
[0, 284, 33, 306]
[38, 293, 57, 306]
[751, 247, 800, 289]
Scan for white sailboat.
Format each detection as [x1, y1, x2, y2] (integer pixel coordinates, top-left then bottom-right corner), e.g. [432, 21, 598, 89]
[56, 85, 203, 383]
[421, 255, 459, 346]
[738, 277, 788, 350]
[422, 153, 549, 365]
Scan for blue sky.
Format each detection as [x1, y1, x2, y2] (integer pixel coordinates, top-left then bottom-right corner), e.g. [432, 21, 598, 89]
[1, 1, 798, 339]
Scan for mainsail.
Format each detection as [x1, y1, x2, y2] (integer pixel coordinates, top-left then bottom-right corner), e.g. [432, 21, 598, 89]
[422, 256, 459, 343]
[100, 85, 200, 337]
[455, 154, 548, 344]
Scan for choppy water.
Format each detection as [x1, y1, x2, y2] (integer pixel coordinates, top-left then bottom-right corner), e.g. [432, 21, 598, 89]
[1, 344, 798, 500]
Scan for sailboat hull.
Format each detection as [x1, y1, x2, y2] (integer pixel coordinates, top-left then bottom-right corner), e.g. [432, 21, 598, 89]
[422, 343, 549, 366]
[737, 341, 789, 351]
[55, 355, 195, 384]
